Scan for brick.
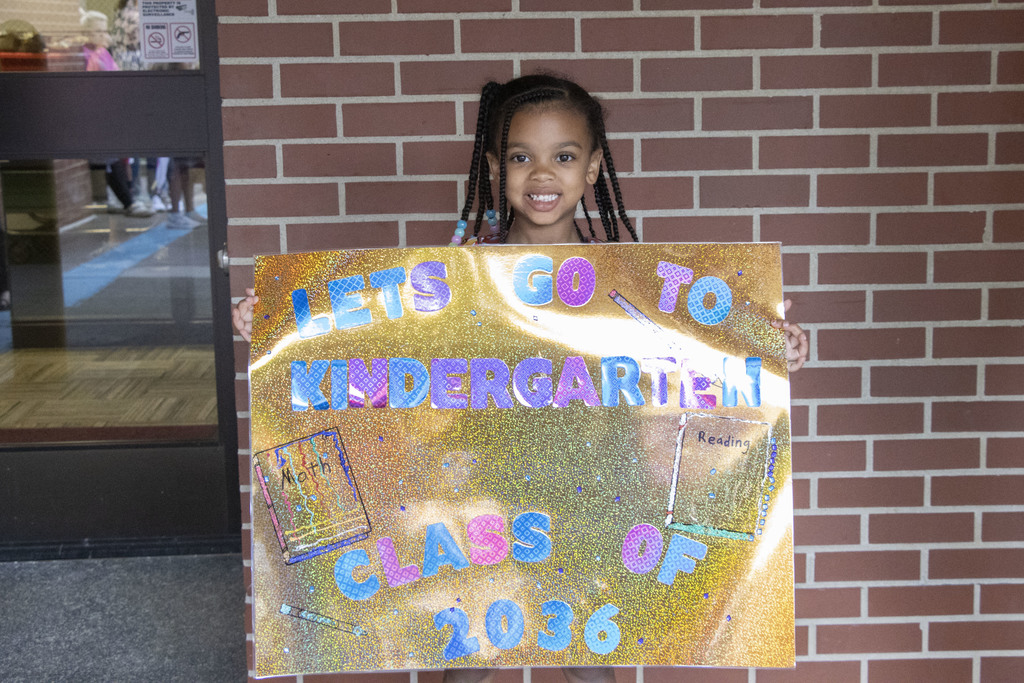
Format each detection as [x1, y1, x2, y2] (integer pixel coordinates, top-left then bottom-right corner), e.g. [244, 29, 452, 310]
[794, 552, 806, 583]
[874, 289, 981, 323]
[218, 23, 332, 58]
[792, 404, 810, 437]
[762, 54, 872, 89]
[222, 105, 336, 141]
[228, 224, 281, 259]
[461, 19, 574, 54]
[217, 0, 268, 16]
[934, 325, 1024, 357]
[816, 550, 920, 581]
[989, 438, 1024, 468]
[819, 476, 924, 508]
[229, 265, 253, 296]
[869, 585, 974, 617]
[936, 171, 1024, 205]
[818, 252, 927, 285]
[874, 437, 980, 471]
[339, 21, 453, 56]
[791, 367, 861, 399]
[760, 135, 869, 169]
[818, 402, 925, 435]
[935, 250, 1024, 283]
[987, 364, 1024, 396]
[761, 213, 870, 246]
[644, 0, 752, 6]
[871, 365, 977, 397]
[700, 175, 809, 208]
[870, 512, 974, 543]
[645, 668, 747, 683]
[879, 52, 991, 87]
[224, 146, 277, 179]
[991, 288, 1024, 320]
[703, 97, 812, 130]
[931, 621, 1024, 651]
[983, 512, 1024, 543]
[776, 290, 858, 327]
[346, 181, 456, 215]
[219, 64, 273, 99]
[998, 51, 1024, 84]
[523, 0, 630, 8]
[983, 657, 1024, 682]
[702, 15, 813, 49]
[759, 662, 861, 683]
[343, 102, 455, 137]
[400, 61, 514, 96]
[281, 63, 394, 98]
[794, 514, 861, 546]
[941, 10, 1024, 44]
[520, 59, 635, 93]
[879, 133, 988, 167]
[616, 177, 694, 210]
[783, 253, 810, 286]
[993, 211, 1024, 243]
[282, 143, 396, 178]
[996, 132, 1024, 164]
[818, 173, 928, 207]
[643, 137, 751, 172]
[876, 211, 986, 245]
[286, 222, 399, 251]
[822, 12, 931, 47]
[404, 140, 473, 175]
[398, 0, 508, 10]
[934, 401, 1024, 433]
[793, 477, 811, 508]
[582, 17, 694, 52]
[796, 587, 860, 618]
[981, 584, 1024, 613]
[765, 0, 870, 4]
[933, 474, 1024, 507]
[939, 92, 1024, 125]
[792, 440, 867, 472]
[820, 94, 931, 128]
[641, 57, 752, 92]
[868, 660, 972, 683]
[643, 216, 753, 243]
[604, 99, 694, 134]
[225, 183, 338, 218]
[282, 0, 390, 12]
[407, 220, 454, 247]
[818, 623, 922, 654]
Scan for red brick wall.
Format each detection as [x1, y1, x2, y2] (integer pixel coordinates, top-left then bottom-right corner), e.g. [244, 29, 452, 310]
[218, 2, 1024, 681]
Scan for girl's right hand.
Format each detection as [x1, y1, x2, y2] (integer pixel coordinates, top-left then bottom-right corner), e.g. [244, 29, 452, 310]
[232, 288, 259, 342]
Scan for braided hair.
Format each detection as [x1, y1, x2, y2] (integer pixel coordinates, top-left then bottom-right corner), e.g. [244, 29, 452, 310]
[458, 74, 637, 244]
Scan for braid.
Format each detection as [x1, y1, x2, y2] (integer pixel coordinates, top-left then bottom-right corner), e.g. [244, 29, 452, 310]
[460, 82, 500, 236]
[599, 136, 638, 242]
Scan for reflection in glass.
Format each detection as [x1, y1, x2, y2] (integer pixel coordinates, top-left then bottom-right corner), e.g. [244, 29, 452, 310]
[0, 0, 199, 73]
[0, 156, 216, 445]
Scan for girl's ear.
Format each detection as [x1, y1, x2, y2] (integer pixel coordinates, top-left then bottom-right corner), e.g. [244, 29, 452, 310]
[485, 152, 498, 180]
[586, 148, 603, 185]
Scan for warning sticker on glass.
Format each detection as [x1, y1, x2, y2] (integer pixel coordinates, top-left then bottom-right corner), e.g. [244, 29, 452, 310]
[141, 0, 198, 63]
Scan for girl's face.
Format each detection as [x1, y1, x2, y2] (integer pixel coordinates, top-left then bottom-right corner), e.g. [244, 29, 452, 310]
[487, 105, 603, 245]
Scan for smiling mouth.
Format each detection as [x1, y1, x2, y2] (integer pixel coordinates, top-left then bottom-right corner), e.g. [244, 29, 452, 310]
[529, 193, 559, 202]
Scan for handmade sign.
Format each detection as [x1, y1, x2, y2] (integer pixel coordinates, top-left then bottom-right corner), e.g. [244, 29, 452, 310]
[249, 243, 795, 677]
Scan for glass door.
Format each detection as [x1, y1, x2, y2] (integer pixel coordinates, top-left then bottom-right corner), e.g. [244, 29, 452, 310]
[0, 1, 238, 558]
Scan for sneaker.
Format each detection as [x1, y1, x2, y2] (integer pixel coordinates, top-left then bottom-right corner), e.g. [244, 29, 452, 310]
[186, 210, 207, 223]
[127, 201, 154, 218]
[166, 212, 200, 229]
[150, 195, 167, 212]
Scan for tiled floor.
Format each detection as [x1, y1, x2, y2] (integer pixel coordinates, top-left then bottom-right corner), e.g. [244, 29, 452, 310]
[0, 553, 246, 682]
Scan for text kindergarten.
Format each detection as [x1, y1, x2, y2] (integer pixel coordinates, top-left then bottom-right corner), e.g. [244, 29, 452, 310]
[288, 254, 764, 413]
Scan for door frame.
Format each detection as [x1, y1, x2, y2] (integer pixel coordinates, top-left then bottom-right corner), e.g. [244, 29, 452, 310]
[0, 1, 239, 560]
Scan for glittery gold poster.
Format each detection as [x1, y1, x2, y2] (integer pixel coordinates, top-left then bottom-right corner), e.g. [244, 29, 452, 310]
[249, 243, 795, 677]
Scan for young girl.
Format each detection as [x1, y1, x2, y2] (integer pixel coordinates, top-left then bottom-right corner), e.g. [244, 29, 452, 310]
[233, 74, 808, 682]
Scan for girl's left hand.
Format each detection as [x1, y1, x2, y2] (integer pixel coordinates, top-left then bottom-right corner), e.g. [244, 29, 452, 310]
[772, 299, 808, 373]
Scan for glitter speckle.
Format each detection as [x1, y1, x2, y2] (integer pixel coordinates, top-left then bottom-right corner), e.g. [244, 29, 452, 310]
[576, 486, 582, 493]
[471, 310, 477, 316]
[638, 638, 644, 644]
[726, 615, 732, 622]
[400, 505, 405, 512]
[614, 496, 621, 502]
[557, 567, 564, 574]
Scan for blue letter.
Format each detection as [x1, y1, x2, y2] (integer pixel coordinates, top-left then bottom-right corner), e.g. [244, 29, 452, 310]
[513, 255, 553, 306]
[686, 276, 732, 326]
[291, 288, 331, 338]
[291, 360, 329, 411]
[657, 534, 708, 586]
[328, 275, 373, 330]
[389, 358, 429, 408]
[334, 548, 380, 601]
[601, 356, 645, 407]
[369, 267, 406, 319]
[722, 356, 762, 408]
[330, 359, 347, 410]
[422, 522, 470, 577]
[512, 512, 552, 563]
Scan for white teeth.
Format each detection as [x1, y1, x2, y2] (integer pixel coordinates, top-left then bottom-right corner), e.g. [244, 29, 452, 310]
[530, 194, 558, 202]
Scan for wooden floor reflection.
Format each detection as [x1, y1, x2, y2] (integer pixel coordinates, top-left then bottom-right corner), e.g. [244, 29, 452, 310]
[0, 345, 218, 442]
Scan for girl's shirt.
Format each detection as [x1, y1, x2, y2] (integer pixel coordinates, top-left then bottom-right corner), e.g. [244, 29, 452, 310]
[462, 232, 604, 246]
